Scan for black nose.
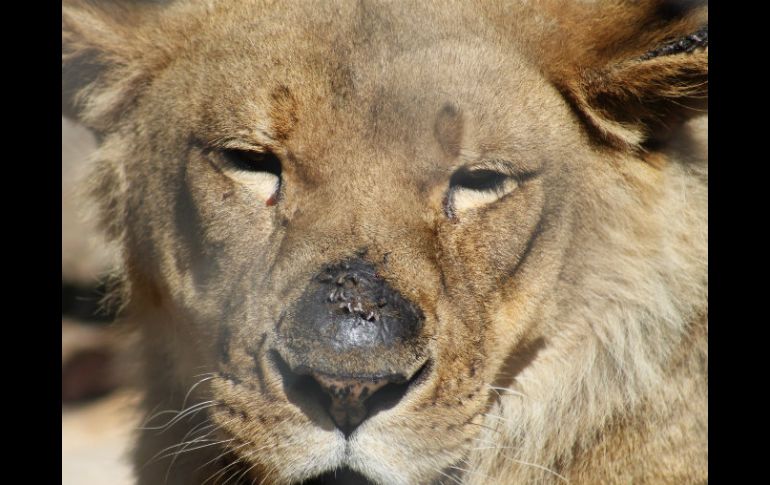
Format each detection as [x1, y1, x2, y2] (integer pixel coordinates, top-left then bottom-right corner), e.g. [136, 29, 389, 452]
[290, 258, 424, 359]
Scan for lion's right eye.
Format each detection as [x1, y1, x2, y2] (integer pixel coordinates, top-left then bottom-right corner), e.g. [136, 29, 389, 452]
[221, 149, 282, 205]
[223, 149, 282, 177]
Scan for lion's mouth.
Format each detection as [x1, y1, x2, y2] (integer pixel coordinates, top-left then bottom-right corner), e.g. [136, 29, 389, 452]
[271, 350, 431, 436]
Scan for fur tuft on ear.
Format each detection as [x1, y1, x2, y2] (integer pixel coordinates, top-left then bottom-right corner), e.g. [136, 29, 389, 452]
[558, 25, 707, 151]
[483, 0, 708, 152]
[62, 0, 165, 132]
[534, 0, 709, 152]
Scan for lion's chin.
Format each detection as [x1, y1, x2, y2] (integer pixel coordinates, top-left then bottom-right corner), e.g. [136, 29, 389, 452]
[222, 429, 423, 485]
[225, 455, 381, 485]
[298, 467, 377, 485]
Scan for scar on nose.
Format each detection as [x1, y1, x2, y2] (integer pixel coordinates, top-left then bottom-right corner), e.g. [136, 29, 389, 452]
[433, 103, 464, 158]
[269, 85, 298, 141]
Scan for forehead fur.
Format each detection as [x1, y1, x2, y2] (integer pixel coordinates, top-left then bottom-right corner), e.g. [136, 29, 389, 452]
[64, 0, 706, 150]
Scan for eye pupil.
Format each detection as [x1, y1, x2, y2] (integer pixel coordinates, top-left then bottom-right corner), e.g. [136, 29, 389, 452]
[449, 168, 506, 192]
[223, 149, 282, 178]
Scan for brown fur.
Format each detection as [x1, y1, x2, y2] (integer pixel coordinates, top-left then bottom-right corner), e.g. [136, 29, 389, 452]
[62, 1, 708, 484]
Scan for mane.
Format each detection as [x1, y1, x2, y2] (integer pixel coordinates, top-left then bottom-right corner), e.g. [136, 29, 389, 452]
[470, 122, 708, 483]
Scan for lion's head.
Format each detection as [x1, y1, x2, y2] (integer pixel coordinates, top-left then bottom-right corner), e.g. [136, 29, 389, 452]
[62, 1, 707, 484]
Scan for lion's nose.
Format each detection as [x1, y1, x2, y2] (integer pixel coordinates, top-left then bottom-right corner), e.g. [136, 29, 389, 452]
[301, 258, 423, 350]
[284, 258, 425, 376]
[276, 257, 429, 435]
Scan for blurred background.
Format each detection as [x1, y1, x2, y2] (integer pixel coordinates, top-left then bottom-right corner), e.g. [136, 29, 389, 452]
[62, 116, 137, 485]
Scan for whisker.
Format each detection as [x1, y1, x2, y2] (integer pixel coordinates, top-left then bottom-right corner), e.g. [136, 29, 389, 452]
[203, 455, 248, 485]
[505, 457, 569, 483]
[182, 375, 218, 409]
[163, 439, 236, 485]
[470, 440, 569, 484]
[483, 413, 517, 425]
[430, 466, 464, 485]
[448, 464, 495, 482]
[464, 421, 501, 435]
[231, 460, 262, 485]
[166, 400, 218, 426]
[195, 438, 253, 473]
[143, 421, 218, 467]
[486, 385, 527, 398]
[140, 409, 186, 430]
[142, 400, 218, 432]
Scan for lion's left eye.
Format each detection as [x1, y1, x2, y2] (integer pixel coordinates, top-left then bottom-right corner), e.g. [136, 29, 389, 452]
[444, 166, 518, 218]
[450, 168, 509, 193]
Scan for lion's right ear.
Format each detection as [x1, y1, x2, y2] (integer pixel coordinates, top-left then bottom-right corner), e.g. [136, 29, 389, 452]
[62, 0, 160, 132]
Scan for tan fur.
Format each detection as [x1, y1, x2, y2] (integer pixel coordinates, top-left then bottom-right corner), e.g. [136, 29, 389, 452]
[62, 1, 707, 484]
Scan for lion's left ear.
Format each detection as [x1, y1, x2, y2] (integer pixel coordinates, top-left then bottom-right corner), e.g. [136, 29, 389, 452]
[62, 0, 163, 132]
[555, 23, 707, 151]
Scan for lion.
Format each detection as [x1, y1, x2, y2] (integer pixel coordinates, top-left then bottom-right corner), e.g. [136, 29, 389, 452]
[62, 1, 708, 484]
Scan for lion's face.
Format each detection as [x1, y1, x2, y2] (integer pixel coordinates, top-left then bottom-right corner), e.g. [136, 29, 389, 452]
[63, 1, 707, 484]
[121, 16, 591, 483]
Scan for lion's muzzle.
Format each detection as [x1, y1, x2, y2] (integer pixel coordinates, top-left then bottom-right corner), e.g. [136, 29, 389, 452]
[275, 258, 429, 434]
